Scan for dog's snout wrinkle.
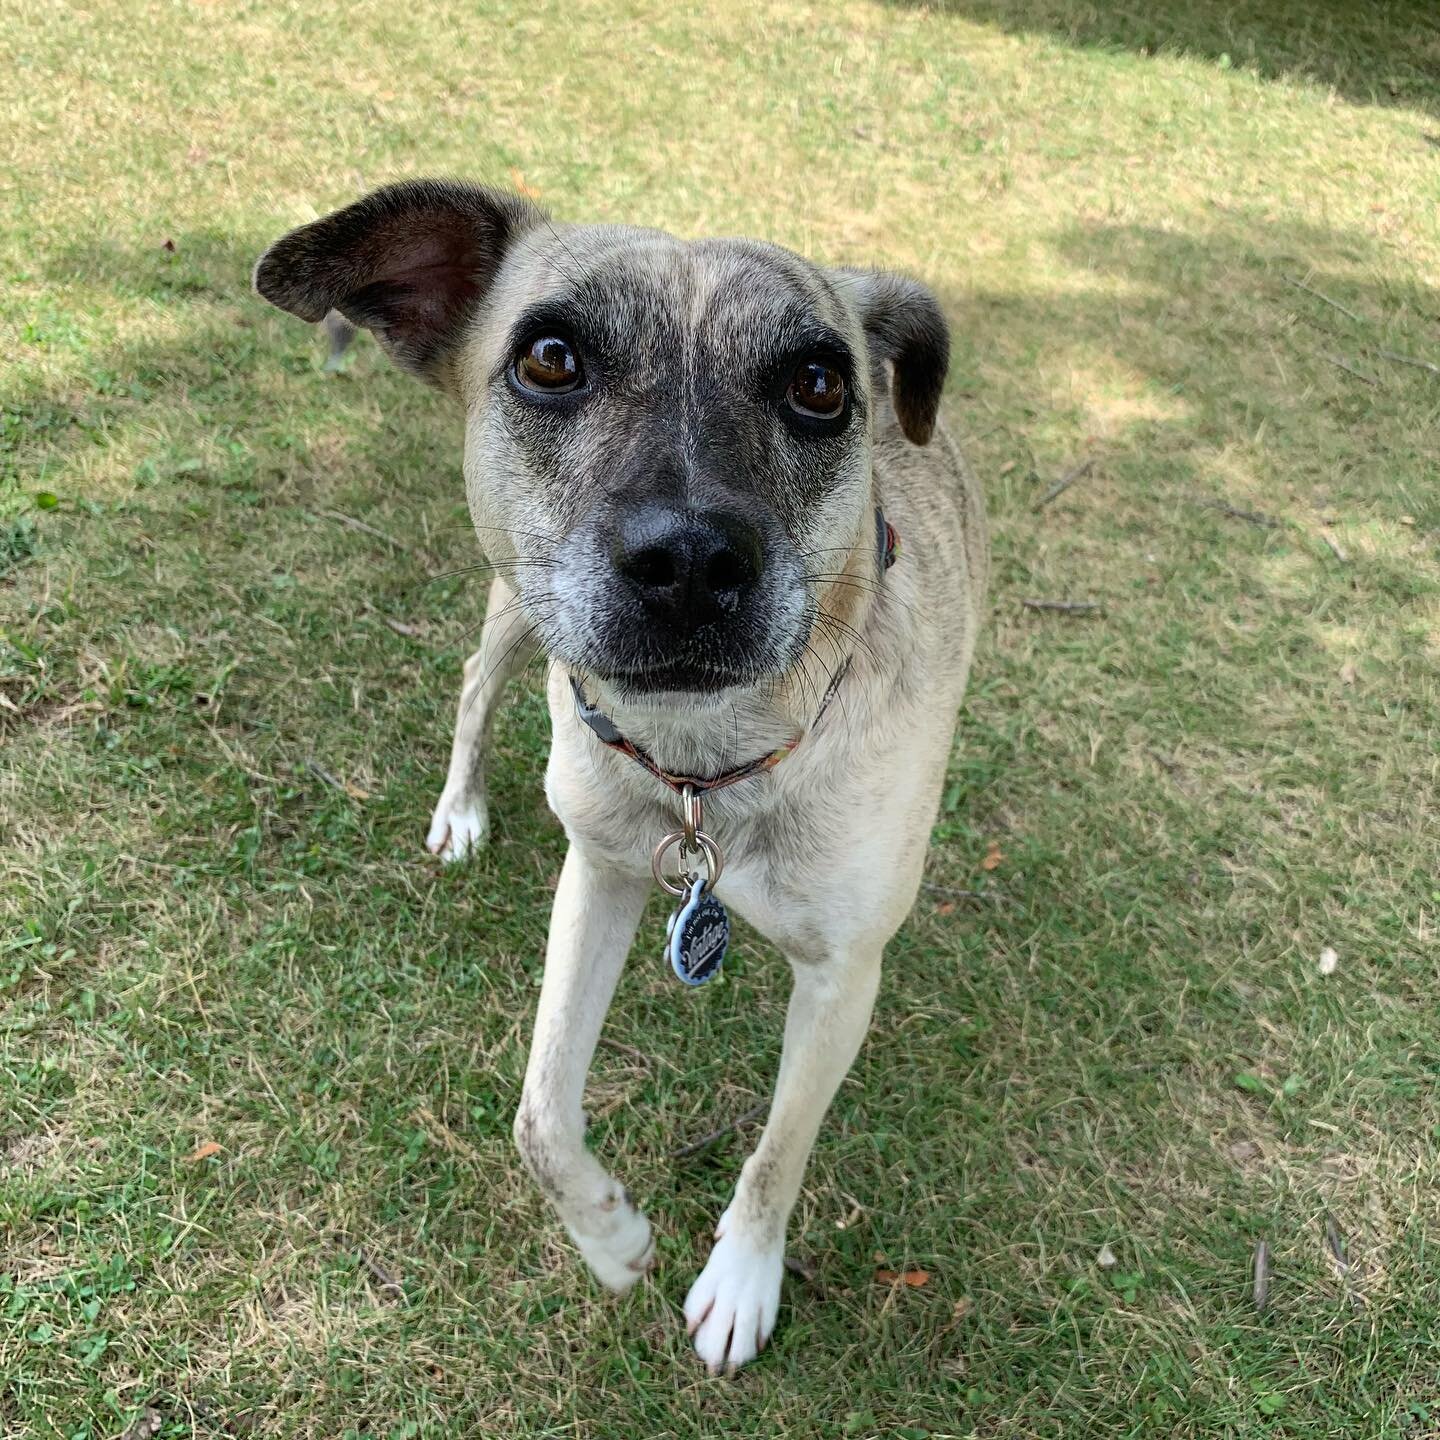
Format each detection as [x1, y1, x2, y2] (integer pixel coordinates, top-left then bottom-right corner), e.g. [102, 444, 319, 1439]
[611, 505, 763, 629]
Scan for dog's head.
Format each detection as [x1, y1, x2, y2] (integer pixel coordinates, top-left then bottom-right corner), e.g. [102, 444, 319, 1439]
[255, 180, 948, 701]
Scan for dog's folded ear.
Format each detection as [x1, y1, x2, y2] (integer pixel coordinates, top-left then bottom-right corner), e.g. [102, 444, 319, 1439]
[253, 179, 543, 390]
[839, 270, 950, 446]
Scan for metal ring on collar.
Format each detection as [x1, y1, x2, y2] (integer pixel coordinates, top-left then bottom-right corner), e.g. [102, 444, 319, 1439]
[680, 783, 703, 851]
[651, 828, 724, 897]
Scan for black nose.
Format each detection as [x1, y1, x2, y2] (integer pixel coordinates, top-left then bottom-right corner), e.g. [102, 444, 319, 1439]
[611, 505, 764, 628]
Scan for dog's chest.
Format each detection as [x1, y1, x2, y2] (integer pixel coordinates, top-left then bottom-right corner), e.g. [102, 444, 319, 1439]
[545, 711, 885, 959]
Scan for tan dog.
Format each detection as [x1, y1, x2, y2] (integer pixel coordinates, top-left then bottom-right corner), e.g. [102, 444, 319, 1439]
[255, 180, 988, 1373]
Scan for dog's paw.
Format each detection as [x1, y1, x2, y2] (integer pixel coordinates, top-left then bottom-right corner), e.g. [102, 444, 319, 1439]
[426, 788, 489, 862]
[683, 1217, 784, 1375]
[568, 1200, 655, 1294]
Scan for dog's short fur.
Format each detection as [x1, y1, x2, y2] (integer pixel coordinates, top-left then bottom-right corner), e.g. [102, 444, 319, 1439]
[255, 180, 988, 1373]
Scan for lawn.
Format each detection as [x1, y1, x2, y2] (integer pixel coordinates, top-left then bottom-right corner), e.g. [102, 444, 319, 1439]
[3, 1, 1439, 1436]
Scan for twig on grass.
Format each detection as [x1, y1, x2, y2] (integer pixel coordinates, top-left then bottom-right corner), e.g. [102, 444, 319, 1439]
[1033, 457, 1094, 511]
[1323, 353, 1379, 387]
[1372, 347, 1440, 377]
[1318, 529, 1348, 563]
[922, 882, 989, 903]
[1021, 598, 1102, 614]
[1196, 498, 1280, 529]
[357, 1248, 406, 1304]
[670, 1101, 767, 1160]
[1253, 1238, 1270, 1313]
[304, 757, 346, 791]
[1324, 1212, 1364, 1310]
[1285, 275, 1366, 326]
[319, 508, 413, 552]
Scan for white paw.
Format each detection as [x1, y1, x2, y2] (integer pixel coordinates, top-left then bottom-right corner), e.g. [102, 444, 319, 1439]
[568, 1200, 656, 1294]
[683, 1213, 784, 1374]
[426, 788, 489, 862]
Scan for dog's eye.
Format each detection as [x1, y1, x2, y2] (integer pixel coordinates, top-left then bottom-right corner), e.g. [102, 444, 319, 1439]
[515, 335, 581, 392]
[786, 360, 845, 419]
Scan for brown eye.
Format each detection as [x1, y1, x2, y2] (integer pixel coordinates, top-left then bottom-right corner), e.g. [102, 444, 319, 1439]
[516, 335, 581, 392]
[787, 360, 845, 418]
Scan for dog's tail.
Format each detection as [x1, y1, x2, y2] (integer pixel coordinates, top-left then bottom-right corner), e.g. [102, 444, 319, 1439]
[320, 310, 358, 372]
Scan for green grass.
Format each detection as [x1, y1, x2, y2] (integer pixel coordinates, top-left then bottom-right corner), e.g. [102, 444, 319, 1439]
[3, 1, 1439, 1436]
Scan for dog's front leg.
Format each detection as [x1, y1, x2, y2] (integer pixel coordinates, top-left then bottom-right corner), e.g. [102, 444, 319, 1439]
[685, 946, 883, 1373]
[514, 844, 656, 1290]
[427, 576, 542, 861]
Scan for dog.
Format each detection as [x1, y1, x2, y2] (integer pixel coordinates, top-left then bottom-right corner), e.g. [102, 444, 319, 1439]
[254, 179, 988, 1373]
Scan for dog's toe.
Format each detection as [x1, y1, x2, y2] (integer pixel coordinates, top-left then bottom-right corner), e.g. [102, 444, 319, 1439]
[684, 1229, 783, 1374]
[426, 793, 489, 862]
[569, 1203, 654, 1294]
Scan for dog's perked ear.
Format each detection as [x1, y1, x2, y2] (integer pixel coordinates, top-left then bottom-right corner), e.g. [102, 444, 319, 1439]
[253, 179, 543, 390]
[837, 270, 951, 445]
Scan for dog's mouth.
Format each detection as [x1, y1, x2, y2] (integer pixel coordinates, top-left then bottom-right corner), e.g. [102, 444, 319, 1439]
[597, 657, 761, 697]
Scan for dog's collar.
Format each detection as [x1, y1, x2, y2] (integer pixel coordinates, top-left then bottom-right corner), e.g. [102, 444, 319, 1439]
[569, 508, 897, 797]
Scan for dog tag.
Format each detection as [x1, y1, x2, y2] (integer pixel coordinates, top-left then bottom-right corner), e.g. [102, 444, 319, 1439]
[664, 874, 729, 986]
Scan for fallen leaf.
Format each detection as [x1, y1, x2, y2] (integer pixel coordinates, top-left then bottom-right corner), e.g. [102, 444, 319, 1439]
[875, 1268, 930, 1287]
[343, 782, 371, 801]
[1318, 946, 1338, 976]
[934, 900, 956, 916]
[952, 1296, 973, 1320]
[980, 841, 1003, 872]
[1097, 1243, 1117, 1269]
[187, 1140, 222, 1162]
[998, 459, 1018, 476]
[1339, 661, 1357, 686]
[508, 167, 542, 201]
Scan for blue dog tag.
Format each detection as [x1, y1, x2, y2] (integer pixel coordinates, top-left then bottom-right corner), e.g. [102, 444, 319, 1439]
[665, 874, 729, 986]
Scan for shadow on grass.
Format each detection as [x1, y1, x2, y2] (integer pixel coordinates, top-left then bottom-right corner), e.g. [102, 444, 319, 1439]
[8, 230, 456, 518]
[884, 0, 1440, 118]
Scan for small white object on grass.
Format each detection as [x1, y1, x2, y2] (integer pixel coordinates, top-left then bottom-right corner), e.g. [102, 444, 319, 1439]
[1097, 1243, 1117, 1269]
[1318, 946, 1339, 976]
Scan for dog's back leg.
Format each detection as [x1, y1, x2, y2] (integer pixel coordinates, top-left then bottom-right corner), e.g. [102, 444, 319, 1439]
[426, 575, 542, 860]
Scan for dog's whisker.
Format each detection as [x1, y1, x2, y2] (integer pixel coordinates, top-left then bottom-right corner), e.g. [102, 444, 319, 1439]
[422, 558, 559, 588]
[441, 587, 555, 661]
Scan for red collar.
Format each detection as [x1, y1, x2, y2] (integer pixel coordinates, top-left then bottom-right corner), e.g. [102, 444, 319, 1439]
[569, 508, 896, 796]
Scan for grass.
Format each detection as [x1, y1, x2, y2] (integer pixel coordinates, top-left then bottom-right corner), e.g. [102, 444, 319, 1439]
[2, 0, 1439, 1435]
